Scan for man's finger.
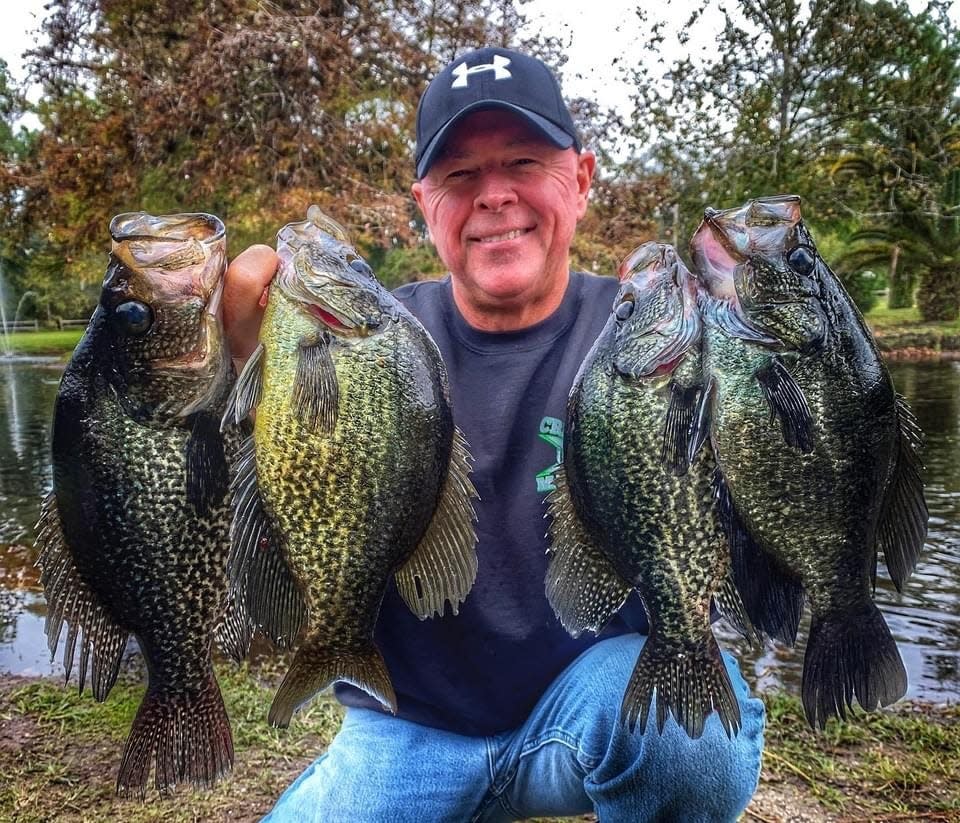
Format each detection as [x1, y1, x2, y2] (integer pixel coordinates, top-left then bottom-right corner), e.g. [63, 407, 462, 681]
[223, 244, 279, 366]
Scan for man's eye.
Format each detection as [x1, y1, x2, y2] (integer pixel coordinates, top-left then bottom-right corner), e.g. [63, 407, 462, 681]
[446, 168, 473, 180]
[509, 158, 536, 167]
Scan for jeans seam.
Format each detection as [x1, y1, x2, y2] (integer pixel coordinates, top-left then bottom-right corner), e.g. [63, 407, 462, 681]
[480, 730, 593, 820]
[521, 728, 600, 773]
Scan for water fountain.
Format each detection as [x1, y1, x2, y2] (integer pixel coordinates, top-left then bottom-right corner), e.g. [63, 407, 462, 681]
[0, 266, 10, 358]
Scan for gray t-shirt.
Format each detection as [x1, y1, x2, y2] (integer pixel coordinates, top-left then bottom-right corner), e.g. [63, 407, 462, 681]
[335, 271, 647, 735]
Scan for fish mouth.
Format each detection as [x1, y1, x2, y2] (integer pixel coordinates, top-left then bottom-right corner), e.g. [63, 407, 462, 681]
[689, 214, 742, 302]
[612, 242, 702, 379]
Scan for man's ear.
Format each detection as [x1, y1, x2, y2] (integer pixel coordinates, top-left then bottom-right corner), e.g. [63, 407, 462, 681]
[411, 180, 425, 216]
[575, 150, 597, 219]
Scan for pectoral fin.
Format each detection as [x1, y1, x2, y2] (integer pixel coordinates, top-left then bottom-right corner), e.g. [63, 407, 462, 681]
[876, 395, 928, 591]
[396, 426, 479, 619]
[755, 356, 814, 452]
[221, 342, 264, 430]
[545, 467, 633, 637]
[661, 381, 707, 476]
[292, 335, 338, 432]
[688, 376, 714, 465]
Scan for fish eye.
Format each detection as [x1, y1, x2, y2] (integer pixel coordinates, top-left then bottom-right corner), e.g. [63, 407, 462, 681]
[349, 258, 375, 279]
[786, 245, 816, 276]
[615, 295, 635, 322]
[111, 300, 153, 336]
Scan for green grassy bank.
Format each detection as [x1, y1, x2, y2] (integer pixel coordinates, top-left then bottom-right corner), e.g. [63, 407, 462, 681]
[1, 329, 84, 357]
[4, 306, 960, 360]
[867, 306, 960, 355]
[1, 666, 957, 823]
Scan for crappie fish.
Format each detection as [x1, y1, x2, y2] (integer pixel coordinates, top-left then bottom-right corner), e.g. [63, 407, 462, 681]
[689, 194, 927, 728]
[35, 212, 241, 795]
[222, 206, 478, 727]
[546, 242, 745, 739]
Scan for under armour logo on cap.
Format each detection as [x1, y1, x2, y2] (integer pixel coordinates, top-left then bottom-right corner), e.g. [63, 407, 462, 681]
[450, 55, 512, 88]
[415, 47, 582, 179]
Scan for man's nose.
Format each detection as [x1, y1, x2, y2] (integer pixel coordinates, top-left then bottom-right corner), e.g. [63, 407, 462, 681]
[474, 171, 518, 211]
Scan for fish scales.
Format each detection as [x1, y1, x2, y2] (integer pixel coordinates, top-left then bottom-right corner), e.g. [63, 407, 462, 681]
[36, 212, 244, 797]
[548, 243, 742, 739]
[690, 194, 927, 728]
[224, 208, 478, 727]
[256, 291, 449, 642]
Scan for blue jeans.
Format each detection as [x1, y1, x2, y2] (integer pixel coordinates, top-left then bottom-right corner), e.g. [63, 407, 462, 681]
[261, 634, 765, 822]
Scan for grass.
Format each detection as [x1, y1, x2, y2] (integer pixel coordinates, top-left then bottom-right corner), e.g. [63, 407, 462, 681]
[1, 329, 84, 357]
[865, 304, 960, 334]
[2, 668, 957, 822]
[753, 692, 960, 821]
[0, 661, 341, 823]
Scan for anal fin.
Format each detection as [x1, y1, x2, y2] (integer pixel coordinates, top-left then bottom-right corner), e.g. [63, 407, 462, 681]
[545, 467, 633, 637]
[35, 493, 128, 701]
[713, 468, 804, 645]
[214, 593, 253, 663]
[228, 434, 306, 647]
[712, 571, 759, 644]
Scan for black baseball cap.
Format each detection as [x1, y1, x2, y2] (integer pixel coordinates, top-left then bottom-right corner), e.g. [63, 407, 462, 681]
[415, 47, 581, 179]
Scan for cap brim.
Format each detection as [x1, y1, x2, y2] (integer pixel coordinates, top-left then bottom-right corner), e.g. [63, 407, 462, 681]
[416, 101, 575, 179]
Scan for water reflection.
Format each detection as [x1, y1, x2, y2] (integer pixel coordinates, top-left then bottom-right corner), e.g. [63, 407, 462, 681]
[720, 360, 960, 702]
[0, 360, 958, 702]
[0, 362, 61, 676]
[0, 361, 59, 546]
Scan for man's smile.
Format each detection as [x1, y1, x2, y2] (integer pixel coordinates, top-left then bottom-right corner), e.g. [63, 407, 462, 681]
[469, 226, 535, 244]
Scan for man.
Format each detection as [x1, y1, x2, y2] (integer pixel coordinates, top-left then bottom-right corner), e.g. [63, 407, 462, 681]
[224, 47, 764, 822]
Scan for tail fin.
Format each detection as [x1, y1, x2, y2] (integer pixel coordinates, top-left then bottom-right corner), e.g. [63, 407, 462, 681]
[116, 669, 233, 798]
[622, 630, 741, 740]
[802, 602, 907, 730]
[268, 641, 396, 728]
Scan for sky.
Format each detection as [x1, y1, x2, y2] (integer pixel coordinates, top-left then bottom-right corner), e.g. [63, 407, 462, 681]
[2, 1, 957, 126]
[1, 1, 45, 83]
[0, 0, 703, 120]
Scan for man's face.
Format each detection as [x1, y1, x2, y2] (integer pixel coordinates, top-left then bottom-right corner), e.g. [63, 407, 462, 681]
[412, 110, 595, 325]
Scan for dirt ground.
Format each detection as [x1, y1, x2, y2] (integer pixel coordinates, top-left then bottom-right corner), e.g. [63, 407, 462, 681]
[0, 673, 957, 823]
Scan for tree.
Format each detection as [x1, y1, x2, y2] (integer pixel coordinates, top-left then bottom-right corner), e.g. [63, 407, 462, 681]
[829, 3, 960, 317]
[624, 0, 960, 258]
[11, 0, 540, 305]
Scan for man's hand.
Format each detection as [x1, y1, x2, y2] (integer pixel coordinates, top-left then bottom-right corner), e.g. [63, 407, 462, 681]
[223, 244, 279, 371]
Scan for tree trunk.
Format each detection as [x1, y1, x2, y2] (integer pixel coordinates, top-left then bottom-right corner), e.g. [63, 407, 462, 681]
[917, 263, 960, 322]
[886, 244, 915, 309]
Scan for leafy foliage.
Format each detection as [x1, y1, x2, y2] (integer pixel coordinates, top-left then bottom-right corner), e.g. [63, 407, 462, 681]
[5, 0, 550, 313]
[2, 1, 959, 323]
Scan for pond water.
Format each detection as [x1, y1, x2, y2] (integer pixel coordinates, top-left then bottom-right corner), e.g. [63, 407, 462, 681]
[0, 358, 958, 703]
